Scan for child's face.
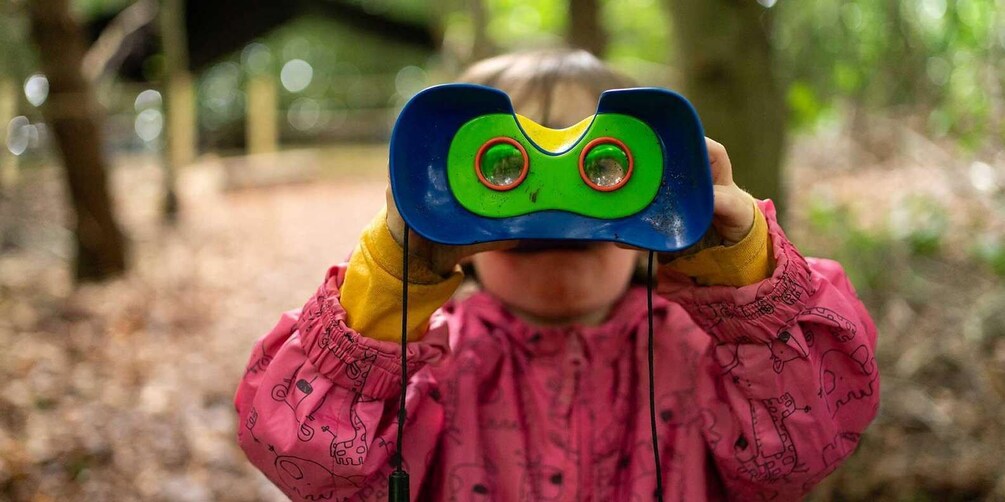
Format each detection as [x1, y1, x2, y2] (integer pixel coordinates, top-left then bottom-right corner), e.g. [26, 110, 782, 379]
[472, 243, 639, 325]
[466, 80, 642, 325]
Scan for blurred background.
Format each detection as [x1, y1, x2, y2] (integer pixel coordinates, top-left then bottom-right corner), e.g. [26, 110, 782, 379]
[1, 0, 1004, 499]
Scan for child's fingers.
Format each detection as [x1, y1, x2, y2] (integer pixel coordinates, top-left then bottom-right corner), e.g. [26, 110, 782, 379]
[384, 185, 408, 244]
[712, 185, 756, 243]
[705, 137, 733, 186]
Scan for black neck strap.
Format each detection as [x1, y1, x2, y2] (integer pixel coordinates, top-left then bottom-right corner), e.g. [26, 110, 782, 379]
[647, 250, 665, 501]
[388, 225, 410, 502]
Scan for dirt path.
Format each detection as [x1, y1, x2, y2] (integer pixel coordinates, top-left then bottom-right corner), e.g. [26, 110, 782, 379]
[1, 156, 386, 500]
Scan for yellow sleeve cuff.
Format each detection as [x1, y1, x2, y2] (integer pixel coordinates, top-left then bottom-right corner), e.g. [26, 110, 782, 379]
[340, 209, 464, 342]
[664, 202, 773, 287]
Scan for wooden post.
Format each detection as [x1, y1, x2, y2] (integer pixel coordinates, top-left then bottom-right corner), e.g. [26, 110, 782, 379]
[246, 74, 278, 155]
[165, 71, 196, 167]
[0, 78, 18, 189]
[159, 0, 193, 218]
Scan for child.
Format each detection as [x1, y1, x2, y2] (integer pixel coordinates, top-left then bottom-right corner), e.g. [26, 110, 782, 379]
[235, 50, 879, 501]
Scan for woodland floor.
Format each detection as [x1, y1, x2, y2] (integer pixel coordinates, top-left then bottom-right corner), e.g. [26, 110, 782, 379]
[1, 127, 1003, 501]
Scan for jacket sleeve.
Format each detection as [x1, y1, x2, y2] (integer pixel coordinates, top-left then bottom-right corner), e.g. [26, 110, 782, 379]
[234, 263, 448, 501]
[657, 200, 880, 500]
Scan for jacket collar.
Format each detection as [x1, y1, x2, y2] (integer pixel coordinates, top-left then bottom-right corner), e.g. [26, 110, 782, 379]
[462, 285, 666, 361]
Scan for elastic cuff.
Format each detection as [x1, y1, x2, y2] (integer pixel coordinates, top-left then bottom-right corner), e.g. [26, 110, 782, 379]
[657, 200, 816, 344]
[297, 281, 450, 400]
[665, 200, 772, 287]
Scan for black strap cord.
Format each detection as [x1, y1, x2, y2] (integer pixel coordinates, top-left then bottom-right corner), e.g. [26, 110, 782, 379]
[388, 225, 410, 501]
[647, 250, 665, 501]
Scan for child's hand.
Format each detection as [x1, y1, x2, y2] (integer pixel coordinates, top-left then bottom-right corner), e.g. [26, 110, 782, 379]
[655, 138, 757, 261]
[384, 186, 516, 277]
[705, 138, 757, 246]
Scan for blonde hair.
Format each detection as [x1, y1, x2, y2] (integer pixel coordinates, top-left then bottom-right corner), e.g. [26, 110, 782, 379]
[457, 49, 636, 128]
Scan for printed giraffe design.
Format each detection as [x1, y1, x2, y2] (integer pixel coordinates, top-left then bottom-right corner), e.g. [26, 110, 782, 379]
[342, 346, 376, 397]
[322, 404, 368, 466]
[734, 393, 809, 483]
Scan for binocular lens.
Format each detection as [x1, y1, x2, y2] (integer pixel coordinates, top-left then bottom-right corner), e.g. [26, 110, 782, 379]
[583, 143, 629, 188]
[478, 141, 526, 188]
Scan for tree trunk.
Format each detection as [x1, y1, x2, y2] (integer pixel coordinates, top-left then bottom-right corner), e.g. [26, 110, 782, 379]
[470, 0, 494, 60]
[27, 0, 127, 282]
[567, 0, 607, 58]
[665, 0, 787, 214]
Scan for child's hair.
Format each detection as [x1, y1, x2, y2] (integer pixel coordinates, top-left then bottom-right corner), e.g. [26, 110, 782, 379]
[454, 50, 649, 285]
[457, 49, 636, 128]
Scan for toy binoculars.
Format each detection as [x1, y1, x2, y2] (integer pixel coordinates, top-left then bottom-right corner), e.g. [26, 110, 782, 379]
[389, 84, 714, 253]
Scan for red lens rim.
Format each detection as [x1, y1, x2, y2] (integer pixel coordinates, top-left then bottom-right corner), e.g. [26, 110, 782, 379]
[475, 137, 530, 191]
[578, 137, 634, 192]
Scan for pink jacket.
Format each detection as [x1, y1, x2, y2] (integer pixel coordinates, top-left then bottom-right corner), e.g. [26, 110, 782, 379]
[235, 202, 879, 501]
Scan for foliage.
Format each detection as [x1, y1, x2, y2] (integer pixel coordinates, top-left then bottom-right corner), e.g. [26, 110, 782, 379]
[774, 0, 1004, 149]
[195, 16, 432, 145]
[0, 3, 36, 82]
[483, 0, 566, 50]
[71, 0, 133, 18]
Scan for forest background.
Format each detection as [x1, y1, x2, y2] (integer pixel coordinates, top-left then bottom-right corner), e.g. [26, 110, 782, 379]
[1, 0, 1004, 499]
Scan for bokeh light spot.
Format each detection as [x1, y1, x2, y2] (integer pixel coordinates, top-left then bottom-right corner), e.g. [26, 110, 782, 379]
[281, 59, 314, 93]
[134, 89, 162, 112]
[6, 116, 31, 156]
[24, 74, 49, 107]
[135, 109, 164, 142]
[242, 42, 273, 75]
[288, 98, 322, 131]
[920, 0, 947, 20]
[394, 66, 427, 99]
[969, 161, 998, 193]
